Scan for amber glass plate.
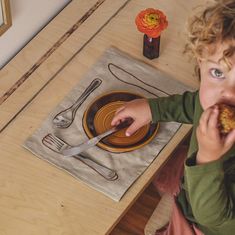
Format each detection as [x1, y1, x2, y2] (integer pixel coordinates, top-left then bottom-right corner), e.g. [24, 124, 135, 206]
[82, 91, 159, 153]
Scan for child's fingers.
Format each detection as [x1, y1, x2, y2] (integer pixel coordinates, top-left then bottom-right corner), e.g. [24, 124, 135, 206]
[111, 115, 123, 126]
[199, 107, 213, 133]
[111, 107, 128, 126]
[208, 106, 219, 133]
[125, 121, 142, 136]
[224, 129, 235, 149]
[115, 106, 125, 115]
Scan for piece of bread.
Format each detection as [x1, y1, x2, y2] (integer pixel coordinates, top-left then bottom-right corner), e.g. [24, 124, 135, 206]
[218, 104, 235, 134]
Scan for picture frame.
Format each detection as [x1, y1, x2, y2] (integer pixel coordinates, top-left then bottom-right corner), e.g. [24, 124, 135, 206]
[0, 0, 11, 36]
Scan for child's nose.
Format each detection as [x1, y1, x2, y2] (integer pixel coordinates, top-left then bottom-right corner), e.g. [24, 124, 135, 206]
[222, 85, 235, 103]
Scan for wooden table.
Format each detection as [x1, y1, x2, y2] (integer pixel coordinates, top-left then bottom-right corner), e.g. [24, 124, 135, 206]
[0, 0, 201, 234]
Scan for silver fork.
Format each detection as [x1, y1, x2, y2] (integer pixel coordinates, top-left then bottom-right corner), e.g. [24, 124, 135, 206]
[42, 134, 118, 181]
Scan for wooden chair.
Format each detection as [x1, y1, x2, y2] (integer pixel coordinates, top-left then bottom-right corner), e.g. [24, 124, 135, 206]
[144, 141, 190, 235]
[144, 193, 173, 235]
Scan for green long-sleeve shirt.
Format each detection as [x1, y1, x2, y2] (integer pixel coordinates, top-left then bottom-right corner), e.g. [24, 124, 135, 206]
[148, 91, 235, 235]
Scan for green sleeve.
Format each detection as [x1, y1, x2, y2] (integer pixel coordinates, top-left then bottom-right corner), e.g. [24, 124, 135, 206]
[184, 154, 234, 228]
[148, 91, 197, 124]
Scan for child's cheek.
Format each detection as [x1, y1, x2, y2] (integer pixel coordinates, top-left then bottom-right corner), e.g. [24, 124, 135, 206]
[199, 85, 215, 110]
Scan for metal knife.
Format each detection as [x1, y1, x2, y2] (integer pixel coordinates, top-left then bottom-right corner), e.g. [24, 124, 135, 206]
[62, 118, 132, 156]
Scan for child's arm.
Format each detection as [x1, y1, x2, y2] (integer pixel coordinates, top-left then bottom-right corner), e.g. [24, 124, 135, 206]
[111, 98, 152, 136]
[111, 91, 198, 136]
[185, 105, 235, 227]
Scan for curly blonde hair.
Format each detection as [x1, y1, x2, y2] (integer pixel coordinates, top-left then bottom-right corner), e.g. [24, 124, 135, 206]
[185, 0, 235, 76]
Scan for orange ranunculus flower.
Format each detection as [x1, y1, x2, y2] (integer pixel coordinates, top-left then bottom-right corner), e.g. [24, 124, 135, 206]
[135, 8, 168, 38]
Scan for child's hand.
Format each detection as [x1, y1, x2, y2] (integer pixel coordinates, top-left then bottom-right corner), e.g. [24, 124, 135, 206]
[111, 98, 152, 136]
[196, 105, 235, 164]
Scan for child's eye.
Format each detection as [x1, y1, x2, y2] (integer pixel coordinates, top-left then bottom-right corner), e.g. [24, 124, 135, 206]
[210, 68, 225, 79]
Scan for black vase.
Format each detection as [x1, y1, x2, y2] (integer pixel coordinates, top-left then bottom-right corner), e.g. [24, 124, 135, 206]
[143, 34, 160, 59]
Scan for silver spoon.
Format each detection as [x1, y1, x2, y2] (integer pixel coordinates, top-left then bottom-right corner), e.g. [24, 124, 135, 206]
[53, 78, 102, 128]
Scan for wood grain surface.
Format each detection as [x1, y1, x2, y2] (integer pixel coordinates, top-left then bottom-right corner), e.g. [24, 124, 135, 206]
[0, 0, 105, 104]
[0, 0, 205, 234]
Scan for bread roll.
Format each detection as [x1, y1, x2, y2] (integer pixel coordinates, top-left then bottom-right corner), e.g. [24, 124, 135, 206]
[218, 104, 235, 134]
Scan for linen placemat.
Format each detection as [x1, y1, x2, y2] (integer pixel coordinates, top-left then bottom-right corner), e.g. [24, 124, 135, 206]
[23, 47, 194, 201]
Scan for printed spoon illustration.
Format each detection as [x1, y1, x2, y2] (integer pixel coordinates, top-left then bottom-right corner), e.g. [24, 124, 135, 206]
[53, 78, 102, 128]
[108, 63, 170, 97]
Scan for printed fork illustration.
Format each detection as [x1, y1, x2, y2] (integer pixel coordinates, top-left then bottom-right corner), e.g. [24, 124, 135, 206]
[52, 78, 102, 128]
[42, 134, 118, 180]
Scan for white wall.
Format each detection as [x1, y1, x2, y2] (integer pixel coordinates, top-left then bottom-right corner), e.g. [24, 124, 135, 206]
[0, 0, 70, 68]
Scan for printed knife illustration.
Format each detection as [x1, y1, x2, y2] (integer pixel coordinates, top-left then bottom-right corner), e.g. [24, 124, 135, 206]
[62, 118, 133, 156]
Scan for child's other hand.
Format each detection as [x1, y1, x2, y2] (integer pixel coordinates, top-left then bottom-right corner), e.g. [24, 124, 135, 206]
[111, 98, 152, 136]
[196, 105, 235, 164]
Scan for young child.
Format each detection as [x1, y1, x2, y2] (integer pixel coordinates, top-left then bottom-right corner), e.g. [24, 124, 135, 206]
[111, 0, 235, 234]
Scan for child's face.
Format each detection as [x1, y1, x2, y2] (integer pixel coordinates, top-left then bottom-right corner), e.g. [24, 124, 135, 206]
[199, 42, 235, 110]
